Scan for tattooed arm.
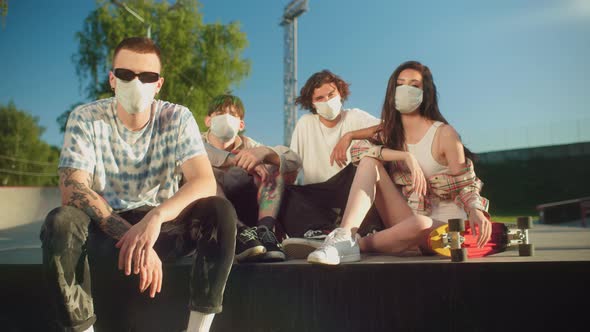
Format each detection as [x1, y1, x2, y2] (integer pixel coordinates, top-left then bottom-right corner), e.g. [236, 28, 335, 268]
[58, 167, 132, 240]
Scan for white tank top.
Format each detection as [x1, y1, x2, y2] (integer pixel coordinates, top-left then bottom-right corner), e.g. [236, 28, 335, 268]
[406, 121, 467, 222]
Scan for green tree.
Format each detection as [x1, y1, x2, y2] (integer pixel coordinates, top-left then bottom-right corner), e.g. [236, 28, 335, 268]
[58, 0, 250, 132]
[0, 0, 7, 29]
[0, 102, 60, 186]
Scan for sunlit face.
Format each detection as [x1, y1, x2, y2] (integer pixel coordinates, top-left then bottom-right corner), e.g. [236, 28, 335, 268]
[109, 49, 164, 92]
[396, 69, 423, 89]
[205, 105, 245, 130]
[312, 83, 340, 104]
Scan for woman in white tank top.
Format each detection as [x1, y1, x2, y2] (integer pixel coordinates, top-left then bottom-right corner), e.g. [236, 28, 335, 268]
[306, 61, 492, 265]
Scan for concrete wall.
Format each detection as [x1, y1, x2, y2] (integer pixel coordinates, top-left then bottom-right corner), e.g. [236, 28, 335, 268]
[0, 187, 60, 230]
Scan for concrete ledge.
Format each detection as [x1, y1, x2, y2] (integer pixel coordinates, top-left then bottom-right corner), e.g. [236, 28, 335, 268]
[2, 224, 589, 331]
[1, 254, 589, 332]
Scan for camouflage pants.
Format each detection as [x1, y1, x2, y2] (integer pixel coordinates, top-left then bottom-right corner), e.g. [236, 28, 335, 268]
[40, 196, 237, 332]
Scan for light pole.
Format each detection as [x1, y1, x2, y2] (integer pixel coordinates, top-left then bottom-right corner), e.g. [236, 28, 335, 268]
[281, 0, 308, 146]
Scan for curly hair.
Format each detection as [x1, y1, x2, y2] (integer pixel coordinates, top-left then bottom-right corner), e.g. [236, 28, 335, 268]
[295, 70, 350, 113]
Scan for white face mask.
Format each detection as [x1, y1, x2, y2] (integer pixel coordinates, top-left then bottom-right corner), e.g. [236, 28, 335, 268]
[115, 78, 157, 115]
[210, 113, 241, 142]
[313, 96, 342, 121]
[395, 85, 423, 114]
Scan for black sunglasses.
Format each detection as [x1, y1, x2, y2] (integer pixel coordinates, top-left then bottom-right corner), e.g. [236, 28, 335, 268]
[113, 68, 160, 83]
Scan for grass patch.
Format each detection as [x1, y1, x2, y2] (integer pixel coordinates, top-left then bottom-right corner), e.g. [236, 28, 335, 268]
[491, 212, 538, 223]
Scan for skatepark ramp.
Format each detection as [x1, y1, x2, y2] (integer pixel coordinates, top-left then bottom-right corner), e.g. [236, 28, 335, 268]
[0, 186, 60, 231]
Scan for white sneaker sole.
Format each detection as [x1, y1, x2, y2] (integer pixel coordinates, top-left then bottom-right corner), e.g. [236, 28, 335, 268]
[282, 238, 323, 259]
[235, 245, 266, 262]
[307, 253, 361, 265]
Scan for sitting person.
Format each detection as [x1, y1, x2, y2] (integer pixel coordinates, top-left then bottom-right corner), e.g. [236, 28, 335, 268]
[290, 69, 382, 185]
[280, 70, 382, 257]
[202, 94, 301, 262]
[40, 37, 236, 332]
[307, 60, 492, 265]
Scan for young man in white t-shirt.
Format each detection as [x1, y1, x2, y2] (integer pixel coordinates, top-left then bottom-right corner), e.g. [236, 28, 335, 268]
[290, 70, 381, 185]
[40, 37, 236, 332]
[281, 70, 382, 258]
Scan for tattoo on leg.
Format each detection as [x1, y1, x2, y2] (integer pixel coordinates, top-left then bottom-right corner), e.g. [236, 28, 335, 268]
[258, 172, 284, 218]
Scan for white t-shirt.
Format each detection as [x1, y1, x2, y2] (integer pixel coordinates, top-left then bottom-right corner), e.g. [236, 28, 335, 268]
[59, 97, 205, 211]
[290, 108, 381, 185]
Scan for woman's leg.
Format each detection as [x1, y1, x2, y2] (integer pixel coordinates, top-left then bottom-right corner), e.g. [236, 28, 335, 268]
[340, 157, 414, 231]
[358, 165, 434, 253]
[339, 158, 387, 231]
[340, 158, 433, 254]
[308, 158, 394, 264]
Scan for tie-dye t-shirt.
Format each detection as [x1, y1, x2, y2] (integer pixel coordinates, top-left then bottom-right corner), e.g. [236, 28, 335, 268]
[59, 98, 205, 212]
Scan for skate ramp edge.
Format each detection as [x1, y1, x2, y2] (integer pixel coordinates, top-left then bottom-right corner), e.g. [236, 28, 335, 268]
[0, 187, 60, 230]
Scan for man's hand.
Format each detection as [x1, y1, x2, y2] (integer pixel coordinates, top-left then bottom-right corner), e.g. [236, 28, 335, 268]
[468, 209, 492, 248]
[330, 133, 352, 168]
[251, 164, 271, 183]
[116, 210, 163, 276]
[138, 247, 163, 298]
[234, 147, 271, 171]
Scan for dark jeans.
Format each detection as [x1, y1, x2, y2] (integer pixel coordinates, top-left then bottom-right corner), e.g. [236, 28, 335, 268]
[278, 164, 382, 237]
[40, 196, 237, 332]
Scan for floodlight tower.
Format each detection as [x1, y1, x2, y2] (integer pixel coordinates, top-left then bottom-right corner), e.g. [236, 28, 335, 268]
[281, 0, 308, 146]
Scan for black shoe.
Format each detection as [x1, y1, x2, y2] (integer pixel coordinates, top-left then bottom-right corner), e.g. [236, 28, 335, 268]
[256, 225, 286, 262]
[235, 227, 266, 262]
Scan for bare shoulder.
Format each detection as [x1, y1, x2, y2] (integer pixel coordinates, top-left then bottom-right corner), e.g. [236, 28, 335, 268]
[438, 124, 461, 141]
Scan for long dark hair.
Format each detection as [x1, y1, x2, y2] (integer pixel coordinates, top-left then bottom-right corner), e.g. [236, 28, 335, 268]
[380, 61, 475, 161]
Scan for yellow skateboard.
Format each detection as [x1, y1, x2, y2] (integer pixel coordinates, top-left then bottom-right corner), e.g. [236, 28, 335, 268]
[427, 217, 535, 262]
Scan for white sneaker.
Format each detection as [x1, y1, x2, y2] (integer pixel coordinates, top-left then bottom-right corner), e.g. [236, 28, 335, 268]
[307, 228, 360, 265]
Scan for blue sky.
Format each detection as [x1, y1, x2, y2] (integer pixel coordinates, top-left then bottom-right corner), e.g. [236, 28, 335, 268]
[1, 0, 589, 153]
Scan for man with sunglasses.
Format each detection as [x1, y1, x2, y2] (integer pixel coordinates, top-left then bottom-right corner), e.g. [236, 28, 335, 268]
[40, 37, 236, 332]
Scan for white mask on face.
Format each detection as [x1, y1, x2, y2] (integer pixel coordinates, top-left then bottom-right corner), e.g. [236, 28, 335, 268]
[115, 78, 158, 115]
[210, 113, 241, 142]
[313, 96, 342, 121]
[395, 85, 423, 114]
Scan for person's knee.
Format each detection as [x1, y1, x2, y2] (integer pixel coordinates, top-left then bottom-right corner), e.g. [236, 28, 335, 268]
[414, 215, 434, 231]
[357, 157, 383, 174]
[41, 206, 90, 242]
[199, 196, 237, 232]
[356, 157, 384, 182]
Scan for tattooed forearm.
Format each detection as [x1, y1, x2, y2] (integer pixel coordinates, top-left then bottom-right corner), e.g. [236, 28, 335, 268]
[59, 167, 131, 239]
[98, 215, 131, 240]
[59, 168, 99, 201]
[68, 191, 104, 221]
